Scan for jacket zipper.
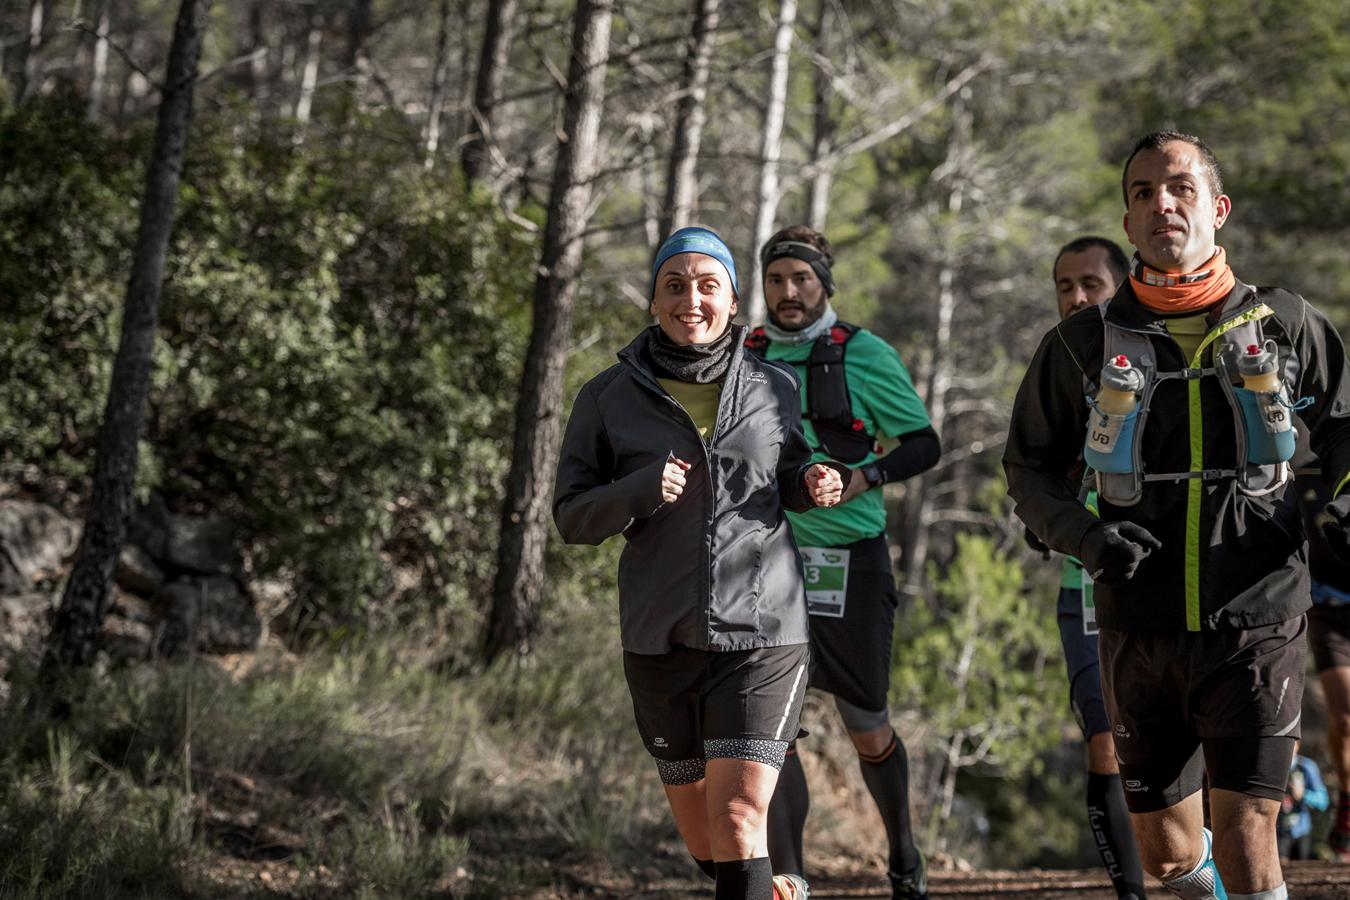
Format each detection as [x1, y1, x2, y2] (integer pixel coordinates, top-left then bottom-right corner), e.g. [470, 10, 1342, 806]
[627, 364, 731, 648]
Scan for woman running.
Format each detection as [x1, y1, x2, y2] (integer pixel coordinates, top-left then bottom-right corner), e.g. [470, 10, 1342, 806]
[554, 226, 844, 900]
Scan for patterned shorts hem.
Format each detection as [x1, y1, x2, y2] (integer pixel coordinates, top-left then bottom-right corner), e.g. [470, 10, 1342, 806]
[654, 757, 706, 785]
[704, 738, 789, 770]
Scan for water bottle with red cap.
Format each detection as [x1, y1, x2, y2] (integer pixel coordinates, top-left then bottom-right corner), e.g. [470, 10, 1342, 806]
[1235, 340, 1294, 463]
[1084, 355, 1144, 474]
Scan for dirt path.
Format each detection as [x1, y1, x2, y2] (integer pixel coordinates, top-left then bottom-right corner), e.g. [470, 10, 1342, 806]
[629, 862, 1349, 899]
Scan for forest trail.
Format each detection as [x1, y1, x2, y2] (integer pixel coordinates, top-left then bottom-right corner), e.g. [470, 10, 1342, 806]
[618, 862, 1349, 899]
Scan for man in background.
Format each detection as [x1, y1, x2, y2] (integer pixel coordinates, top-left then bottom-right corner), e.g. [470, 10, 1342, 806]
[1043, 235, 1150, 899]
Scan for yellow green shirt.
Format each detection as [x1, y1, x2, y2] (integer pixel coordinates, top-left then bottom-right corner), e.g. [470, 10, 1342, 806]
[1163, 312, 1210, 363]
[657, 378, 722, 441]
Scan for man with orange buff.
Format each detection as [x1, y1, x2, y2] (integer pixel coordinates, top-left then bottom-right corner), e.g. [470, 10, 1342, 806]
[1005, 131, 1350, 900]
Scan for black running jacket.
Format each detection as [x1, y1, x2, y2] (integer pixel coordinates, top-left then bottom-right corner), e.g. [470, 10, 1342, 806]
[554, 325, 819, 654]
[1004, 280, 1350, 632]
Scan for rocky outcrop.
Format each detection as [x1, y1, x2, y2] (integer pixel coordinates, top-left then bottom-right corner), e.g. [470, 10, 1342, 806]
[0, 500, 78, 594]
[154, 576, 262, 658]
[0, 495, 263, 669]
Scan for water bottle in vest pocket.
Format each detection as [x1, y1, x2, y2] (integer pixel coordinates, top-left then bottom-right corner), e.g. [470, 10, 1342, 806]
[1084, 355, 1144, 474]
[1235, 341, 1295, 465]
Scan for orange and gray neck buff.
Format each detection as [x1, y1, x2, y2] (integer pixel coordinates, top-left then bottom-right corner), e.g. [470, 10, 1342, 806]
[760, 240, 836, 297]
[1129, 247, 1235, 314]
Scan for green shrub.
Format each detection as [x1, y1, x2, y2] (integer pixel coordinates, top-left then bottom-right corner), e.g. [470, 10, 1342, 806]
[0, 100, 537, 636]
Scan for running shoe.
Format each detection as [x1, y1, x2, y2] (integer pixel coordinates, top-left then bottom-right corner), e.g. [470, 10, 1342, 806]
[772, 873, 809, 899]
[888, 850, 929, 900]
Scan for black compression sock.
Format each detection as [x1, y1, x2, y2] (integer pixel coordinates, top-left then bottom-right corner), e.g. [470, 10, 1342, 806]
[1087, 772, 1148, 898]
[767, 743, 809, 876]
[858, 731, 921, 876]
[693, 856, 717, 881]
[714, 857, 773, 900]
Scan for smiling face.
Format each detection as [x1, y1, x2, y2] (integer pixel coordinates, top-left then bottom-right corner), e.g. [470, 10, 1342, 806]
[764, 257, 827, 331]
[650, 253, 738, 345]
[1054, 246, 1120, 320]
[1123, 140, 1231, 273]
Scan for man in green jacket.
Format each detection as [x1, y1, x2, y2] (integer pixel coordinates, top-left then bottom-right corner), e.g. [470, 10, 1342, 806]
[1005, 131, 1350, 900]
[750, 225, 940, 900]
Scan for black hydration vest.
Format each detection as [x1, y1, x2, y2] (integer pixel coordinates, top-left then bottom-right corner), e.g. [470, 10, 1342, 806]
[745, 322, 877, 463]
[1085, 294, 1301, 506]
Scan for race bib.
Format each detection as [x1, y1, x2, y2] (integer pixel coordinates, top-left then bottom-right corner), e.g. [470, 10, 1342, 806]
[801, 547, 850, 618]
[1081, 568, 1098, 636]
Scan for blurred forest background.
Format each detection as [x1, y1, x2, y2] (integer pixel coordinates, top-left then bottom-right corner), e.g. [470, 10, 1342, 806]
[1, 0, 1348, 896]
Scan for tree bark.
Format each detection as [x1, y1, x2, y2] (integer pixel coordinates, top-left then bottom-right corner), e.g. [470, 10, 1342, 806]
[657, 0, 720, 240]
[423, 0, 452, 167]
[640, 114, 660, 249]
[18, 0, 46, 101]
[484, 0, 614, 664]
[898, 89, 970, 596]
[746, 0, 798, 326]
[247, 1, 269, 104]
[44, 0, 214, 672]
[294, 6, 322, 126]
[343, 0, 373, 108]
[87, 0, 111, 121]
[461, 0, 518, 185]
[806, 0, 834, 230]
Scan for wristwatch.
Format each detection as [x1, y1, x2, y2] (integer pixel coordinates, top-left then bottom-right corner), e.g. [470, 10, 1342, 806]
[860, 462, 884, 487]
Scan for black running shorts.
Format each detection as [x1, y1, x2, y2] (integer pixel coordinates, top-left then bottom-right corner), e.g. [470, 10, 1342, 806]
[1098, 617, 1305, 813]
[1308, 602, 1350, 672]
[623, 642, 810, 785]
[804, 534, 897, 718]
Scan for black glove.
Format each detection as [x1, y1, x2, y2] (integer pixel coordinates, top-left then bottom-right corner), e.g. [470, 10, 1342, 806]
[1077, 521, 1161, 585]
[1319, 494, 1350, 565]
[1022, 527, 1051, 560]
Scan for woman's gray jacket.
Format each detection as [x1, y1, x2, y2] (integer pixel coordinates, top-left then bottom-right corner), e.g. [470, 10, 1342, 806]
[553, 325, 818, 655]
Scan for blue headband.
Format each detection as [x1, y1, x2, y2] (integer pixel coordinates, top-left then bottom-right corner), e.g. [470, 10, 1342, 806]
[650, 226, 739, 297]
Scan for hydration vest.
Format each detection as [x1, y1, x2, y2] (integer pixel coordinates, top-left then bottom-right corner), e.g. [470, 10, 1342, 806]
[1085, 292, 1303, 507]
[745, 323, 877, 463]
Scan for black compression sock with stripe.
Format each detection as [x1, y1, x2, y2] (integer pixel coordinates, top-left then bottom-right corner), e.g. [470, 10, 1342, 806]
[714, 857, 773, 900]
[1087, 772, 1148, 898]
[858, 731, 921, 876]
[766, 743, 808, 876]
[692, 856, 717, 881]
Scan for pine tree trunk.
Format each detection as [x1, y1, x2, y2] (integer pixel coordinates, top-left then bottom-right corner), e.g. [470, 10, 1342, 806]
[343, 0, 373, 109]
[44, 0, 215, 672]
[294, 8, 322, 125]
[484, 0, 614, 664]
[806, 0, 833, 231]
[640, 115, 660, 249]
[423, 0, 452, 167]
[657, 0, 720, 239]
[247, 1, 269, 105]
[87, 0, 110, 121]
[898, 90, 969, 595]
[461, 0, 518, 185]
[746, 0, 797, 326]
[18, 0, 46, 101]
